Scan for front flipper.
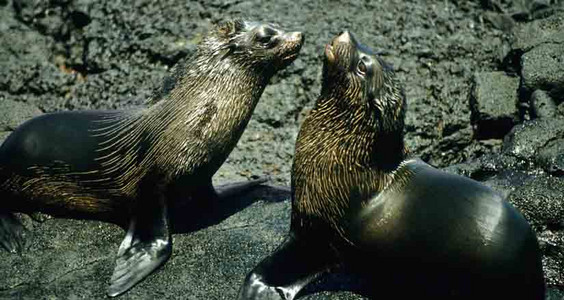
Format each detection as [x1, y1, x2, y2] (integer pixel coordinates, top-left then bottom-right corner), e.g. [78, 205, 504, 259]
[107, 184, 172, 297]
[239, 233, 337, 300]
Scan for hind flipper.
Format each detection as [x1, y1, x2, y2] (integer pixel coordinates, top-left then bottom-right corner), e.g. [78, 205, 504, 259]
[0, 212, 27, 253]
[215, 177, 269, 199]
[106, 183, 172, 297]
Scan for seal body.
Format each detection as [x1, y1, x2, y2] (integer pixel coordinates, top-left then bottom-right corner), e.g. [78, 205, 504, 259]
[0, 20, 304, 297]
[239, 32, 544, 299]
[345, 158, 543, 297]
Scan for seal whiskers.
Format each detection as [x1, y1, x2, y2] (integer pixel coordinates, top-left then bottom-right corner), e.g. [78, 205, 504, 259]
[239, 31, 544, 299]
[0, 19, 304, 297]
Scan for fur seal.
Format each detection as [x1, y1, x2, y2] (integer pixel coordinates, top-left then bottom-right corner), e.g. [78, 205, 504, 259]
[238, 31, 545, 299]
[0, 20, 303, 297]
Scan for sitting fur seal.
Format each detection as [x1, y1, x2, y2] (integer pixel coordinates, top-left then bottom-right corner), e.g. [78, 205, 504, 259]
[0, 20, 303, 297]
[238, 31, 545, 299]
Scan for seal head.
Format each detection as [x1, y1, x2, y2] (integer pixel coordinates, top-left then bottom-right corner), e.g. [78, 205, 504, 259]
[196, 20, 303, 76]
[291, 31, 406, 241]
[322, 31, 404, 140]
[238, 31, 544, 300]
[0, 20, 304, 298]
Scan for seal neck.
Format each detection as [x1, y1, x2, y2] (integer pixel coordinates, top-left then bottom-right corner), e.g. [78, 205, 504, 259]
[137, 54, 270, 178]
[291, 96, 406, 241]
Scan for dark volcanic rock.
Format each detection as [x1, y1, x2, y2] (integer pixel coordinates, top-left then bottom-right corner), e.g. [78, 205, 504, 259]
[2, 0, 564, 299]
[512, 12, 564, 52]
[531, 89, 560, 119]
[469, 71, 520, 139]
[503, 118, 564, 176]
[508, 172, 564, 288]
[521, 42, 564, 101]
[0, 99, 42, 131]
[503, 118, 564, 162]
[510, 12, 564, 112]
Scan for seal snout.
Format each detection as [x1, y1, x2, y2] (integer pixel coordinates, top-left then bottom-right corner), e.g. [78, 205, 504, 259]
[280, 31, 304, 62]
[286, 31, 304, 45]
[334, 31, 351, 45]
[332, 31, 360, 48]
[325, 31, 358, 64]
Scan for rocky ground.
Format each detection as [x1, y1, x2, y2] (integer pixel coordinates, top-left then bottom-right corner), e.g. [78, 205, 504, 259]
[0, 0, 563, 299]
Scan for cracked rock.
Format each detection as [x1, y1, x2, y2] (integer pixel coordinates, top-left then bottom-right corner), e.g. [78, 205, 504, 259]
[503, 118, 564, 162]
[469, 71, 520, 139]
[521, 42, 564, 101]
[511, 12, 564, 52]
[531, 89, 559, 119]
[508, 174, 564, 287]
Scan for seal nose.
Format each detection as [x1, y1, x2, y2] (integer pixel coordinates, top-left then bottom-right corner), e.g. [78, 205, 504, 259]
[335, 31, 351, 44]
[286, 31, 304, 45]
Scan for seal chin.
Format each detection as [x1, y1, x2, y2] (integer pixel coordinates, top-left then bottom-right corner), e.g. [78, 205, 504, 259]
[325, 31, 352, 65]
[282, 52, 299, 63]
[325, 43, 335, 64]
[280, 32, 304, 63]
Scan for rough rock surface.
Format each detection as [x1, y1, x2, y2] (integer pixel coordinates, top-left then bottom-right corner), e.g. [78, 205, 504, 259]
[469, 71, 520, 139]
[1, 0, 564, 299]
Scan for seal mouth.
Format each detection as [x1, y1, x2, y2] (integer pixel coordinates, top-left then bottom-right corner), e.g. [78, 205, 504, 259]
[325, 31, 351, 64]
[282, 52, 300, 62]
[280, 32, 304, 63]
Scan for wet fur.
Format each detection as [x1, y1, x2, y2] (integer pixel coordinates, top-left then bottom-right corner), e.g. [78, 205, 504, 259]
[239, 32, 544, 300]
[0, 20, 300, 223]
[291, 37, 406, 240]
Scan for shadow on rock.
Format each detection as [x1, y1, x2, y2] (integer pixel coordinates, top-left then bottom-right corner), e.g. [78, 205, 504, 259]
[171, 184, 290, 234]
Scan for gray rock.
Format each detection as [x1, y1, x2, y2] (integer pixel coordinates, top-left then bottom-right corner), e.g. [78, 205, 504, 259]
[0, 98, 42, 131]
[521, 42, 564, 100]
[503, 118, 564, 162]
[2, 0, 564, 298]
[531, 89, 559, 119]
[512, 12, 564, 52]
[508, 174, 564, 287]
[538, 137, 564, 176]
[483, 12, 516, 32]
[469, 71, 520, 139]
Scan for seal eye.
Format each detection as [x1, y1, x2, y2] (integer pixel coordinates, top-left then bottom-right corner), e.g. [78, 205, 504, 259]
[256, 27, 277, 45]
[357, 60, 367, 76]
[257, 34, 272, 44]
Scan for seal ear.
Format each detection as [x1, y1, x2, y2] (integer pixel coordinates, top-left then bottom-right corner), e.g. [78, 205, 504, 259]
[215, 19, 245, 38]
[218, 42, 240, 59]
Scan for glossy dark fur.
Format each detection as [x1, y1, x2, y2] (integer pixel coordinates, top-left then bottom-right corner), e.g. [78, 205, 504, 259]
[238, 32, 544, 299]
[0, 20, 303, 297]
